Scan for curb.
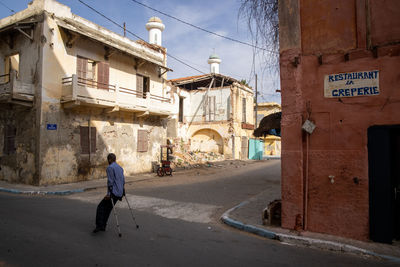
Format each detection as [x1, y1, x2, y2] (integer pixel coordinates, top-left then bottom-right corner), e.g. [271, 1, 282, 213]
[0, 175, 159, 196]
[0, 187, 86, 195]
[221, 201, 400, 264]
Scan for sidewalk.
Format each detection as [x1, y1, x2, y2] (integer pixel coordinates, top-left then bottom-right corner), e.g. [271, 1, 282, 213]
[221, 189, 400, 264]
[0, 173, 157, 195]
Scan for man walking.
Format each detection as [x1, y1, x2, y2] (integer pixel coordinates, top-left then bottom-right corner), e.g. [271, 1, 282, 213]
[93, 153, 125, 233]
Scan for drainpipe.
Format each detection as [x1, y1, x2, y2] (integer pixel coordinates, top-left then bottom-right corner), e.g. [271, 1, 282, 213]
[304, 132, 309, 230]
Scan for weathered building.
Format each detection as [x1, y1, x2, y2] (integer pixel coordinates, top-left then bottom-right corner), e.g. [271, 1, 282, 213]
[279, 0, 400, 242]
[255, 102, 281, 157]
[0, 0, 174, 185]
[169, 54, 255, 160]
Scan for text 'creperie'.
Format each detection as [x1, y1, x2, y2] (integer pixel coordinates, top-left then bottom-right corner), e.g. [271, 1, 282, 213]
[324, 70, 379, 98]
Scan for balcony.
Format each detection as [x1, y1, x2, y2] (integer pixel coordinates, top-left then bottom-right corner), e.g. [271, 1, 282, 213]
[0, 70, 34, 107]
[61, 74, 174, 117]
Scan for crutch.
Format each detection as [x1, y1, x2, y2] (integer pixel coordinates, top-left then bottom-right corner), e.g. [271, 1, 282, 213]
[110, 197, 122, 237]
[124, 195, 139, 229]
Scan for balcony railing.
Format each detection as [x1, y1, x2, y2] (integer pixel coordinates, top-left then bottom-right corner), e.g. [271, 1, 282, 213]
[61, 74, 173, 116]
[0, 70, 34, 105]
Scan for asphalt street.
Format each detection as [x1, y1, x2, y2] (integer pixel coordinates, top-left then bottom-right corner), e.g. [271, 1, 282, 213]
[0, 160, 396, 266]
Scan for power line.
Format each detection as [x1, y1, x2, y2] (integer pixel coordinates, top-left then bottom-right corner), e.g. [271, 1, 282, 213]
[0, 0, 15, 13]
[78, 0, 276, 91]
[78, 0, 207, 75]
[129, 0, 277, 54]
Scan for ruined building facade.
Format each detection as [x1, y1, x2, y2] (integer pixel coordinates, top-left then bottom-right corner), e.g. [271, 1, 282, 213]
[0, 0, 174, 185]
[169, 71, 255, 161]
[279, 0, 400, 242]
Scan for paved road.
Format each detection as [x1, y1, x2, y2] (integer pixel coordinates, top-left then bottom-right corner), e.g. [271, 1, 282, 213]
[0, 160, 396, 266]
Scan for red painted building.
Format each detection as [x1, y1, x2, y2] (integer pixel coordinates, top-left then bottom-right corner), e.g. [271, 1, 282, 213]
[279, 0, 400, 243]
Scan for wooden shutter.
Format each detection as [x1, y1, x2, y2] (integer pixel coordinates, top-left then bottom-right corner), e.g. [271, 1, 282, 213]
[77, 57, 87, 79]
[143, 76, 149, 96]
[136, 74, 144, 97]
[3, 125, 16, 154]
[137, 130, 148, 152]
[80, 126, 96, 154]
[90, 127, 96, 153]
[97, 62, 109, 90]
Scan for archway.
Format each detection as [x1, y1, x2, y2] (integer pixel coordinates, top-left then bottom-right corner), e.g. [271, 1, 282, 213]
[191, 128, 223, 154]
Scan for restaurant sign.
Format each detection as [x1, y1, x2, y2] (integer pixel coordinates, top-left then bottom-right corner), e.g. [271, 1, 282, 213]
[324, 70, 379, 98]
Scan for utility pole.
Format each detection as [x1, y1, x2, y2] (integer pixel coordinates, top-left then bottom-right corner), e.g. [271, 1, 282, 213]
[255, 74, 258, 127]
[123, 22, 126, 37]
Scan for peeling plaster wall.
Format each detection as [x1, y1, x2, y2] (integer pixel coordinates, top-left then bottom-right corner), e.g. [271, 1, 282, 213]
[36, 13, 168, 185]
[172, 84, 254, 160]
[0, 14, 43, 184]
[0, 107, 37, 184]
[279, 0, 400, 241]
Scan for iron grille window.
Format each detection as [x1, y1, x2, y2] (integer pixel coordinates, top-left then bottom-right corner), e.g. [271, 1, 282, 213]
[3, 125, 16, 155]
[137, 130, 148, 152]
[80, 126, 96, 154]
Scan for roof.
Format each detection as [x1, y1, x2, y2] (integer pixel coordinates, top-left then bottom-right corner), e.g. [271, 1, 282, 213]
[209, 54, 220, 59]
[169, 73, 253, 92]
[148, 17, 163, 23]
[55, 17, 172, 71]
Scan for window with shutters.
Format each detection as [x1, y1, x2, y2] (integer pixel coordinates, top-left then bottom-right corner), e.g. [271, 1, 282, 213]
[136, 74, 149, 98]
[137, 130, 148, 152]
[3, 125, 16, 155]
[242, 97, 247, 123]
[97, 61, 109, 90]
[77, 56, 96, 86]
[80, 126, 96, 154]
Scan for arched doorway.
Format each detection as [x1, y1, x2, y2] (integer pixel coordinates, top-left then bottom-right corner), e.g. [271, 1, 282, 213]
[191, 129, 223, 154]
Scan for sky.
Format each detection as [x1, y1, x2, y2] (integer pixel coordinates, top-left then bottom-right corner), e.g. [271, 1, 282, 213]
[0, 0, 281, 103]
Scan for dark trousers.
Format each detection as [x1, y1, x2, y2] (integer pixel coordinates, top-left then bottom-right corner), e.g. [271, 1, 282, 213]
[95, 195, 121, 229]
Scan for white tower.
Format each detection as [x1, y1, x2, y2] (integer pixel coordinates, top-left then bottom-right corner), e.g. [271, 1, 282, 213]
[145, 17, 165, 46]
[207, 54, 221, 74]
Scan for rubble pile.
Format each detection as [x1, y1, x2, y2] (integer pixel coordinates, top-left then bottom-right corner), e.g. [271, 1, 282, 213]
[172, 151, 225, 169]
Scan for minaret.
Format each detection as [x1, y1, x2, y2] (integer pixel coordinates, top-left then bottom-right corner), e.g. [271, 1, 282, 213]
[207, 53, 221, 74]
[145, 17, 165, 46]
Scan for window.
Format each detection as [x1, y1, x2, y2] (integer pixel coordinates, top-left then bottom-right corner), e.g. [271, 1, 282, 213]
[208, 96, 216, 121]
[179, 97, 184, 122]
[3, 125, 16, 155]
[203, 95, 216, 122]
[77, 56, 97, 86]
[136, 74, 149, 98]
[3, 53, 19, 83]
[137, 130, 148, 152]
[80, 126, 96, 154]
[242, 98, 247, 123]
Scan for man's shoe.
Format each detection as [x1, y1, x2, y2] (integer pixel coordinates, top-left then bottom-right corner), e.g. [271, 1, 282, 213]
[92, 227, 105, 233]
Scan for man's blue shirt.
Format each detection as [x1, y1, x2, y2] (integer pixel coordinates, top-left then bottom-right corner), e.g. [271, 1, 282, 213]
[106, 162, 125, 197]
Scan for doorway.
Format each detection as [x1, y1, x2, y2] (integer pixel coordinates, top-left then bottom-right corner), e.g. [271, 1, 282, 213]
[368, 125, 400, 243]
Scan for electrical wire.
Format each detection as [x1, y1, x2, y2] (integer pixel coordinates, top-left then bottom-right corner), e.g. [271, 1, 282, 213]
[77, 0, 280, 99]
[129, 0, 277, 54]
[0, 0, 15, 13]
